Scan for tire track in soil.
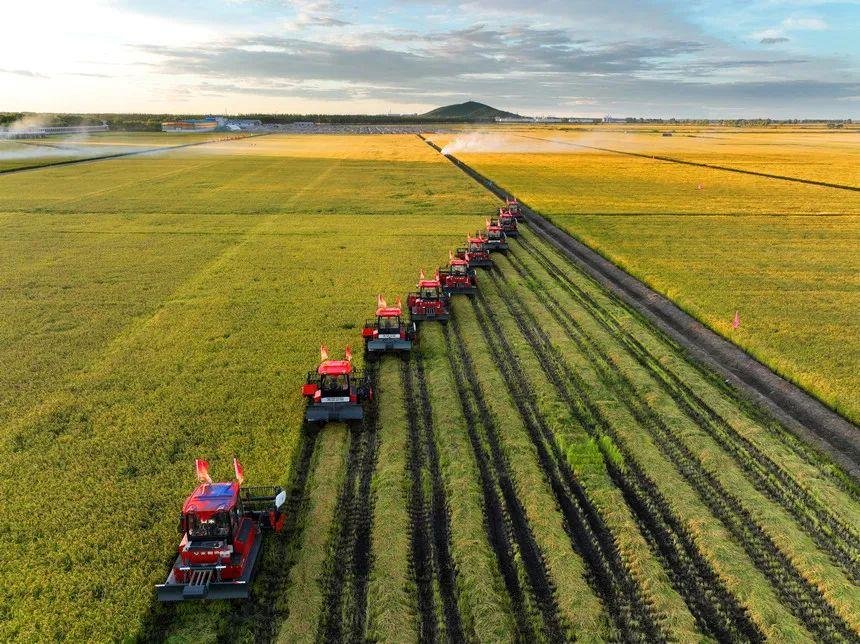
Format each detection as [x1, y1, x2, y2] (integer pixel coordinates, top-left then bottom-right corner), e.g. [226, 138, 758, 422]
[409, 352, 466, 640]
[514, 233, 857, 501]
[512, 238, 860, 584]
[488, 257, 857, 642]
[318, 360, 380, 643]
[447, 315, 566, 640]
[476, 273, 760, 642]
[469, 292, 665, 642]
[347, 358, 381, 642]
[210, 422, 325, 643]
[401, 357, 440, 641]
[440, 323, 539, 641]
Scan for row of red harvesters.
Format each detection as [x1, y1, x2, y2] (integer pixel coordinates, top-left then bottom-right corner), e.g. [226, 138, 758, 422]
[157, 198, 524, 602]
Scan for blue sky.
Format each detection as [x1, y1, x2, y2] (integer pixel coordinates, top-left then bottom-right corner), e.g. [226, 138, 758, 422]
[1, 0, 858, 117]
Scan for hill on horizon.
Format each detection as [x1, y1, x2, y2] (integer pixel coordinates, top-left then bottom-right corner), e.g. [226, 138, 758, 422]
[422, 101, 520, 120]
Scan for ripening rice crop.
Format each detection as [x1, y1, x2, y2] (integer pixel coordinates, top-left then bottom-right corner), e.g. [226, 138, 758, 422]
[2, 129, 858, 644]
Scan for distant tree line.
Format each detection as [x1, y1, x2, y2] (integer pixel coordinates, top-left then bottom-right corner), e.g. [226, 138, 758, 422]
[0, 112, 853, 131]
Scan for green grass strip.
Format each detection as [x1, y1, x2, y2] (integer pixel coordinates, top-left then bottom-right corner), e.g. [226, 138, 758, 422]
[277, 426, 349, 642]
[366, 356, 418, 641]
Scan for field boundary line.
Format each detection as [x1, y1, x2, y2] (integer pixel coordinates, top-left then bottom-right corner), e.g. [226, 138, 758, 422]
[416, 134, 859, 480]
[515, 133, 860, 192]
[0, 132, 271, 176]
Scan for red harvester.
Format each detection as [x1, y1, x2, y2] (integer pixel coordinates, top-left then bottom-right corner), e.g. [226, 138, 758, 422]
[302, 346, 372, 424]
[505, 197, 525, 221]
[406, 270, 451, 322]
[438, 252, 477, 296]
[482, 220, 509, 252]
[456, 235, 493, 269]
[156, 458, 286, 602]
[495, 209, 519, 237]
[362, 295, 416, 355]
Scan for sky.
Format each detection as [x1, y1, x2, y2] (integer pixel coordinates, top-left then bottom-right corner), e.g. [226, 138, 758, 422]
[1, 0, 858, 118]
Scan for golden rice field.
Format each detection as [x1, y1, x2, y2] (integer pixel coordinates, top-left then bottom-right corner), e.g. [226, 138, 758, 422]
[428, 126, 860, 422]
[1, 130, 857, 643]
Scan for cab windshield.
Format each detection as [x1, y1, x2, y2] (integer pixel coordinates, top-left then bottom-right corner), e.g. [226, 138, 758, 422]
[420, 287, 439, 299]
[321, 373, 349, 393]
[378, 316, 400, 330]
[451, 264, 467, 275]
[187, 511, 231, 540]
[469, 242, 482, 251]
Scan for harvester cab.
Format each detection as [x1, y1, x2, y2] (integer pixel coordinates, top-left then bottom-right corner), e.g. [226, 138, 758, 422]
[496, 209, 519, 237]
[406, 270, 451, 322]
[156, 459, 286, 602]
[482, 221, 509, 252]
[505, 197, 525, 221]
[362, 295, 416, 355]
[302, 346, 372, 424]
[438, 252, 477, 296]
[456, 236, 493, 269]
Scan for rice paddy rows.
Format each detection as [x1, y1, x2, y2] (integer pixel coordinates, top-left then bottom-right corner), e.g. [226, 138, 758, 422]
[5, 133, 858, 641]
[151, 224, 859, 642]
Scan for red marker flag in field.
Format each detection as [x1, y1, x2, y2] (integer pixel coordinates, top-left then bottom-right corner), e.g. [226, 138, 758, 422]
[195, 459, 212, 484]
[345, 346, 353, 363]
[233, 457, 245, 485]
[377, 294, 387, 309]
[320, 345, 329, 361]
[732, 311, 741, 330]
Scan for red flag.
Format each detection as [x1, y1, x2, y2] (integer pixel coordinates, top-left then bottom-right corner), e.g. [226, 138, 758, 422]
[731, 311, 740, 330]
[345, 346, 353, 363]
[195, 459, 212, 484]
[320, 345, 329, 361]
[377, 294, 387, 309]
[233, 457, 245, 485]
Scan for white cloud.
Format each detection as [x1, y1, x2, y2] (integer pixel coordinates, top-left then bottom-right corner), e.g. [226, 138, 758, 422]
[781, 15, 827, 30]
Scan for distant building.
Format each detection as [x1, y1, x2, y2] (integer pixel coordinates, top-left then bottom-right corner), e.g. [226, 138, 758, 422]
[495, 116, 566, 123]
[160, 117, 263, 133]
[602, 116, 627, 123]
[161, 117, 219, 133]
